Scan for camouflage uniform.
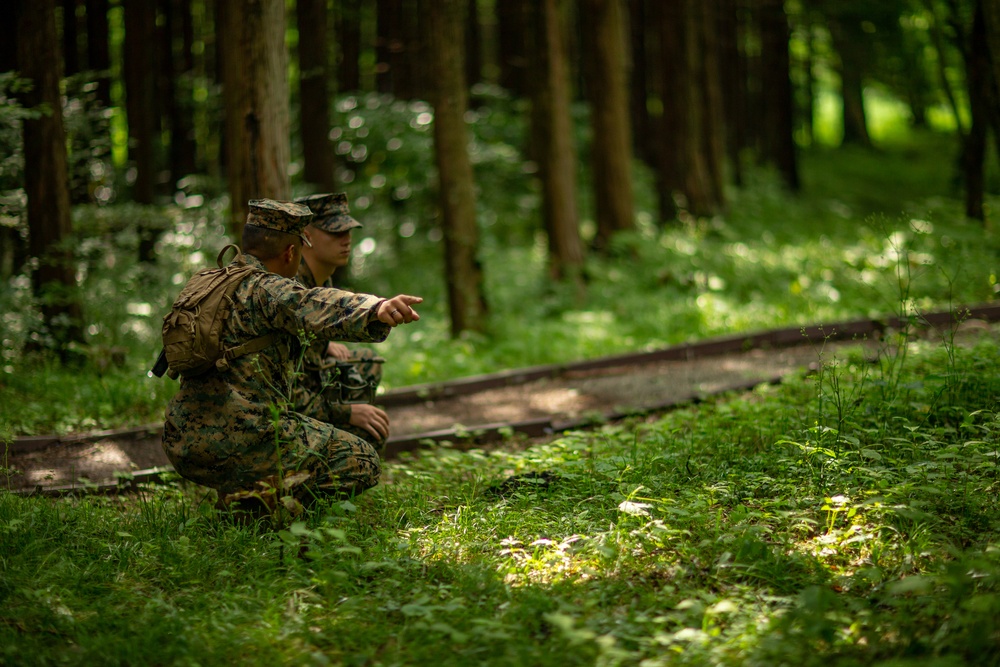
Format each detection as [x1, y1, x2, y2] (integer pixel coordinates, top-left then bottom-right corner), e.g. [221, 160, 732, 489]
[293, 193, 386, 451]
[162, 200, 390, 503]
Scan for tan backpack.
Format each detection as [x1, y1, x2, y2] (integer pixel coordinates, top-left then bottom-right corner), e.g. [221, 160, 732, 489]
[156, 244, 275, 380]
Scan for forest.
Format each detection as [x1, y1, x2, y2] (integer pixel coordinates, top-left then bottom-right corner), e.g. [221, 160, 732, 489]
[4, 0, 1000, 664]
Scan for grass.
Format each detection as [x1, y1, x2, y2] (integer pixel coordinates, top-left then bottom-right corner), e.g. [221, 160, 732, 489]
[3, 321, 1000, 664]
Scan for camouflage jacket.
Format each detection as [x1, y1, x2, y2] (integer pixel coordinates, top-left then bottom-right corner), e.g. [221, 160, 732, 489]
[162, 253, 388, 493]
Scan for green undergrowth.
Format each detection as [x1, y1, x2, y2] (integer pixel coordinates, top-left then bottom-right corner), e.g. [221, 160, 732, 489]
[3, 327, 1000, 665]
[1, 109, 999, 439]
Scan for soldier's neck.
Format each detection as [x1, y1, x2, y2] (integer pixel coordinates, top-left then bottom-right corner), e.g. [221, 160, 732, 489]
[303, 251, 335, 285]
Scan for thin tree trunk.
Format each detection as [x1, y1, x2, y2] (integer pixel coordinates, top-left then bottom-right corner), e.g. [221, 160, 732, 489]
[964, 0, 990, 221]
[582, 0, 635, 252]
[336, 0, 362, 93]
[167, 0, 197, 180]
[759, 0, 799, 189]
[923, 0, 966, 138]
[16, 0, 84, 353]
[427, 0, 488, 335]
[297, 0, 336, 190]
[658, 0, 685, 221]
[627, 0, 655, 169]
[63, 0, 82, 75]
[124, 0, 160, 260]
[497, 0, 530, 96]
[718, 0, 741, 184]
[532, 0, 585, 285]
[219, 0, 291, 237]
[466, 0, 483, 90]
[828, 17, 871, 147]
[698, 0, 727, 206]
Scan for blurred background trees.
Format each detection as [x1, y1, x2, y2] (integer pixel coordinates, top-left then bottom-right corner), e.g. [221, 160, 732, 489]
[2, 0, 999, 353]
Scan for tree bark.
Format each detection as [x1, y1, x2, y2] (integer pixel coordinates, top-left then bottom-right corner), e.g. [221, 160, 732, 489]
[497, 0, 531, 96]
[660, 0, 718, 219]
[123, 0, 158, 205]
[758, 0, 799, 190]
[827, 15, 871, 147]
[532, 0, 585, 284]
[336, 0, 362, 93]
[982, 0, 1000, 100]
[219, 0, 291, 237]
[581, 0, 635, 252]
[627, 0, 656, 169]
[427, 0, 488, 335]
[376, 0, 402, 95]
[658, 0, 685, 221]
[697, 0, 727, 207]
[297, 0, 336, 191]
[719, 0, 746, 185]
[62, 0, 82, 76]
[964, 0, 990, 222]
[164, 0, 197, 182]
[123, 0, 160, 261]
[466, 0, 483, 90]
[85, 0, 111, 109]
[15, 0, 84, 353]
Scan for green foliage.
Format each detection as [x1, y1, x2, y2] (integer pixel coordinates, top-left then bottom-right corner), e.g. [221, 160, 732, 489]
[4, 331, 1000, 664]
[2, 92, 1000, 436]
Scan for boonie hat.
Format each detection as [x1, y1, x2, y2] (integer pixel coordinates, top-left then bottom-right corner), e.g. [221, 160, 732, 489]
[294, 193, 362, 233]
[246, 199, 313, 247]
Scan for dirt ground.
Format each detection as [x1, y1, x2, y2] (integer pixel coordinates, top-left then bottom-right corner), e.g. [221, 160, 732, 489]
[5, 321, 995, 494]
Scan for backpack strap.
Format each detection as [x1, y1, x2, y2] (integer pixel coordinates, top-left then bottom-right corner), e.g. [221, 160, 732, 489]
[217, 243, 243, 268]
[212, 247, 274, 371]
[215, 333, 278, 372]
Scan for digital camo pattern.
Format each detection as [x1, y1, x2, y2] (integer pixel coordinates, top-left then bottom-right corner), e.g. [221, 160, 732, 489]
[162, 253, 389, 499]
[245, 199, 313, 236]
[294, 192, 362, 232]
[294, 260, 385, 448]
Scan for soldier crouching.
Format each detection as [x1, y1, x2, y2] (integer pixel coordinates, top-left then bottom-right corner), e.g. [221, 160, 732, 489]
[161, 198, 422, 512]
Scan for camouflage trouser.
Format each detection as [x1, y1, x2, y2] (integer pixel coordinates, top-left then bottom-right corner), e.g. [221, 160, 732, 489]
[212, 415, 383, 511]
[282, 422, 382, 503]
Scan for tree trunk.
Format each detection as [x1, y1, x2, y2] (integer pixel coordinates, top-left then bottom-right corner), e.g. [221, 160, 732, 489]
[336, 0, 362, 93]
[124, 0, 160, 260]
[758, 0, 799, 190]
[982, 0, 1000, 100]
[658, 0, 685, 221]
[532, 0, 585, 284]
[165, 0, 197, 182]
[219, 0, 291, 237]
[696, 0, 727, 207]
[923, 0, 966, 138]
[465, 0, 483, 90]
[297, 0, 336, 191]
[428, 0, 488, 336]
[827, 17, 871, 147]
[581, 0, 635, 252]
[16, 0, 84, 353]
[497, 0, 531, 97]
[660, 0, 718, 219]
[376, 0, 401, 95]
[719, 0, 746, 185]
[62, 0, 82, 76]
[964, 0, 990, 222]
[397, 0, 425, 100]
[627, 0, 655, 169]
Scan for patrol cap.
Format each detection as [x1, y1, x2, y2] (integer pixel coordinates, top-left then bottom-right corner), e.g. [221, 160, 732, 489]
[294, 192, 362, 233]
[246, 199, 313, 247]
